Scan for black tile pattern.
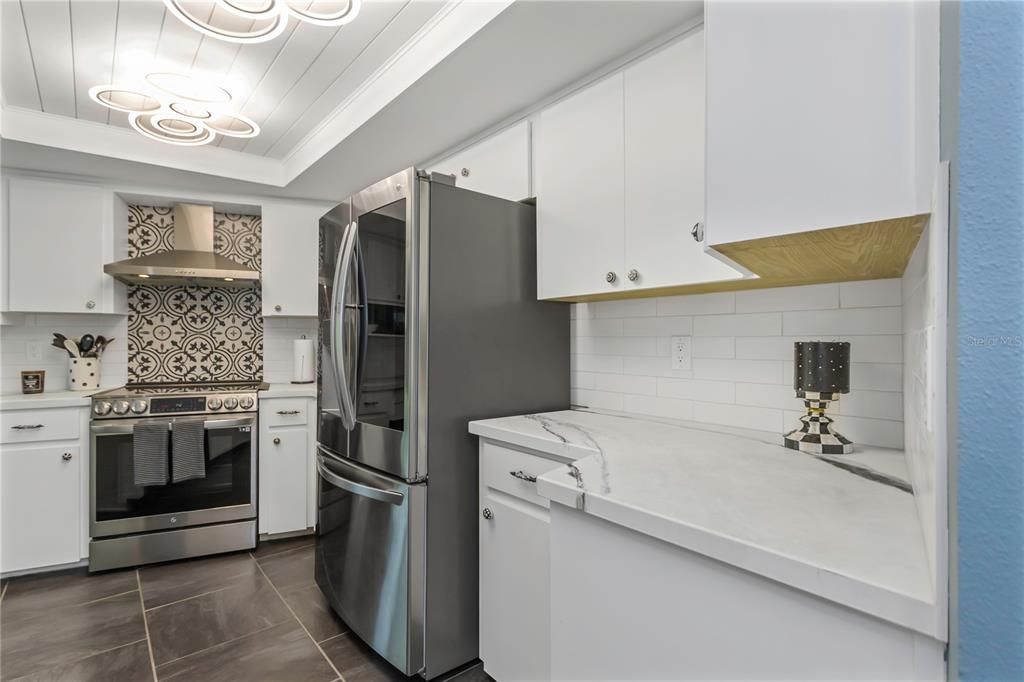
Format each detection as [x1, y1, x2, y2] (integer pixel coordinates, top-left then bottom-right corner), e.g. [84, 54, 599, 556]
[127, 205, 263, 383]
[0, 537, 493, 682]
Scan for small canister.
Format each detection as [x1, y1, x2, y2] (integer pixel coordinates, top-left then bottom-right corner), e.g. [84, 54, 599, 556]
[69, 357, 101, 391]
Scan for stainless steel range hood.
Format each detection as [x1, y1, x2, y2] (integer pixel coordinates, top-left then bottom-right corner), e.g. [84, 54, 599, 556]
[104, 203, 259, 287]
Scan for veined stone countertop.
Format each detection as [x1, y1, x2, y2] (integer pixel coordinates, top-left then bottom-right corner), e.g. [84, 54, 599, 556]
[468, 409, 941, 640]
[258, 383, 317, 399]
[0, 390, 96, 410]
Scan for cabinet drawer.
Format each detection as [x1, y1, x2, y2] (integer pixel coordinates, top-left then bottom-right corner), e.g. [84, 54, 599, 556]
[1, 408, 81, 444]
[262, 399, 308, 427]
[481, 441, 563, 509]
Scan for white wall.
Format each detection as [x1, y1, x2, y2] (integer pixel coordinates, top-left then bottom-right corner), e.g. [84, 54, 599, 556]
[902, 163, 949, 607]
[263, 317, 318, 385]
[0, 314, 128, 393]
[571, 280, 905, 448]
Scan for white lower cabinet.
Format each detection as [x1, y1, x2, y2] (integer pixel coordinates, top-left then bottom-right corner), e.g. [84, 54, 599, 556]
[1, 443, 82, 573]
[259, 396, 316, 535]
[479, 441, 562, 682]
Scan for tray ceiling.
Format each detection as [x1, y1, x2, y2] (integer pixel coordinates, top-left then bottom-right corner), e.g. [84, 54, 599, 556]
[0, 0, 506, 183]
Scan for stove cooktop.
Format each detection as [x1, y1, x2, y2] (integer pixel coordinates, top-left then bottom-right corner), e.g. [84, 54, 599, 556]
[91, 382, 268, 419]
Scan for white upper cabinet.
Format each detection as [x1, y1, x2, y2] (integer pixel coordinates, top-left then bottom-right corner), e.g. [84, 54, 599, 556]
[5, 176, 126, 314]
[430, 121, 531, 202]
[536, 73, 626, 299]
[623, 29, 742, 290]
[261, 202, 326, 317]
[704, 1, 937, 246]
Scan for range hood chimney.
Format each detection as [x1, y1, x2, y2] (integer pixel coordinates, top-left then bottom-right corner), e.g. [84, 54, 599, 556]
[104, 204, 259, 287]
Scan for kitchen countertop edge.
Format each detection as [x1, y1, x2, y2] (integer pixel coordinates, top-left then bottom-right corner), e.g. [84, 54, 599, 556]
[259, 383, 317, 399]
[0, 390, 97, 410]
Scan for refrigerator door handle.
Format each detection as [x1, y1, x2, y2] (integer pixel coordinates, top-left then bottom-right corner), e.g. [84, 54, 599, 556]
[331, 222, 358, 430]
[317, 455, 405, 506]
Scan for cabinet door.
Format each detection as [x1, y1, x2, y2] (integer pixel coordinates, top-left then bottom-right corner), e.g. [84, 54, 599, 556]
[479, 492, 550, 681]
[259, 427, 309, 534]
[536, 73, 625, 299]
[7, 178, 109, 314]
[431, 121, 531, 202]
[262, 202, 326, 317]
[1, 444, 81, 572]
[624, 31, 743, 290]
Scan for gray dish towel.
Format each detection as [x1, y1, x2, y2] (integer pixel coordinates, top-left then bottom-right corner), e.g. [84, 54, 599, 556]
[133, 422, 169, 487]
[172, 420, 207, 483]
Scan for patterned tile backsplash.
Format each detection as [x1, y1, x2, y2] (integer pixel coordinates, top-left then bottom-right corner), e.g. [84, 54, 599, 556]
[570, 279, 905, 448]
[127, 206, 263, 384]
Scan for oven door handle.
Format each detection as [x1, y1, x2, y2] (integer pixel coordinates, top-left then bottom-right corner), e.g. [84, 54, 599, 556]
[317, 455, 404, 506]
[90, 416, 255, 434]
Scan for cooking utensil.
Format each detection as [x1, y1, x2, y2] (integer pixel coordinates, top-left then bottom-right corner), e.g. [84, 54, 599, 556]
[63, 339, 80, 358]
[94, 336, 114, 357]
[79, 334, 95, 356]
[51, 339, 72, 356]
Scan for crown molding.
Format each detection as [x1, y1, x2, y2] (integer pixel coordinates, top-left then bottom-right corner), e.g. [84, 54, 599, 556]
[0, 0, 511, 189]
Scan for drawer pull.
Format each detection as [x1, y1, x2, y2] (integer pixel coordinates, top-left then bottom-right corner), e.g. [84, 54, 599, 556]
[482, 507, 493, 520]
[62, 453, 73, 461]
[276, 410, 301, 415]
[11, 424, 44, 430]
[273, 438, 281, 445]
[363, 401, 379, 406]
[509, 470, 537, 483]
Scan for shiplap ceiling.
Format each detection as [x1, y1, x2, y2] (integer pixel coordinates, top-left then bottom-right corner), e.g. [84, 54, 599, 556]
[0, 0, 509, 183]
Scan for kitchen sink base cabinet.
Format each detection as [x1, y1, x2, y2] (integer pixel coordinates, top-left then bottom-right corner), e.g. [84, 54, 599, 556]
[549, 503, 945, 681]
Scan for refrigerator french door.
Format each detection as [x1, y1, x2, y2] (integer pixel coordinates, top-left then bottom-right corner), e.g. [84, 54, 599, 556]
[316, 168, 570, 679]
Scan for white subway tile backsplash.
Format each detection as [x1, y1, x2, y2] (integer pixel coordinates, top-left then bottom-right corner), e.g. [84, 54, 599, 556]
[692, 337, 735, 359]
[656, 292, 734, 316]
[568, 279, 905, 443]
[783, 307, 902, 336]
[622, 316, 693, 337]
[840, 279, 902, 308]
[735, 283, 838, 313]
[622, 394, 694, 421]
[693, 312, 782, 337]
[658, 377, 734, 404]
[693, 358, 783, 385]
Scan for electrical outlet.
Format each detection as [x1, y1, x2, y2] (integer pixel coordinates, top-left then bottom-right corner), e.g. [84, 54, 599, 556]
[26, 341, 44, 362]
[671, 336, 692, 371]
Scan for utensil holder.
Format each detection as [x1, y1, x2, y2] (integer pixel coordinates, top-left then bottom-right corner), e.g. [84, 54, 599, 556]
[69, 358, 101, 391]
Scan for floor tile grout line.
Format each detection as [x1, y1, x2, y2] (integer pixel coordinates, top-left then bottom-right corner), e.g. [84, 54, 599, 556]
[1, 581, 7, 602]
[1, 638, 153, 682]
[136, 570, 159, 682]
[250, 551, 346, 682]
[152, 619, 286, 672]
[142, 579, 253, 613]
[253, 541, 316, 564]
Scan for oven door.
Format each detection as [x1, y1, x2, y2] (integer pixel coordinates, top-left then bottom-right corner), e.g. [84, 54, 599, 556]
[90, 415, 257, 538]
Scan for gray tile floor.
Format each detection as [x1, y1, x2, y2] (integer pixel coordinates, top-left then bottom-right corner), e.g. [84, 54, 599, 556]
[0, 536, 492, 682]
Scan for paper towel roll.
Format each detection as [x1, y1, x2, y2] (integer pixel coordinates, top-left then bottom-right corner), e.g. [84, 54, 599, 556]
[292, 337, 315, 384]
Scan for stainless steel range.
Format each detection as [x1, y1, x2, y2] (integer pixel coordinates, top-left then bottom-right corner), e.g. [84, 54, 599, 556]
[88, 382, 263, 571]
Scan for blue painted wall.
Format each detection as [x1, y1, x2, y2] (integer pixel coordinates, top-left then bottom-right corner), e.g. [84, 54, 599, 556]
[958, 1, 1024, 678]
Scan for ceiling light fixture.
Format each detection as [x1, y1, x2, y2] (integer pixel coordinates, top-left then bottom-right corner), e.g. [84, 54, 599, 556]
[163, 0, 360, 44]
[89, 73, 260, 147]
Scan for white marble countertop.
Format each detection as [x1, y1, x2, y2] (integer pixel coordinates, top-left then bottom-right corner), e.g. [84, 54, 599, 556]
[0, 390, 96, 410]
[468, 409, 940, 639]
[259, 383, 317, 399]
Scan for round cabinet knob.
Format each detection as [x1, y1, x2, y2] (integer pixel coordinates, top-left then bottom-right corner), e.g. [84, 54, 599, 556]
[62, 452, 73, 461]
[239, 396, 254, 410]
[224, 397, 239, 410]
[461, 167, 470, 177]
[92, 401, 112, 416]
[111, 400, 130, 415]
[208, 398, 223, 410]
[273, 437, 281, 445]
[691, 221, 705, 242]
[130, 400, 148, 414]
[85, 300, 96, 310]
[605, 271, 617, 283]
[274, 305, 282, 312]
[482, 508, 493, 520]
[627, 269, 640, 282]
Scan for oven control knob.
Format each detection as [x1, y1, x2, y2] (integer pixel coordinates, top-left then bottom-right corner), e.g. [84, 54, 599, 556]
[130, 400, 148, 414]
[92, 401, 112, 416]
[208, 398, 223, 410]
[239, 396, 254, 410]
[224, 397, 239, 410]
[111, 400, 131, 415]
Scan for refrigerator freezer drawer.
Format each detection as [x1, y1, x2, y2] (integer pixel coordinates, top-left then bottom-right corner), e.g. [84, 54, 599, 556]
[315, 449, 426, 675]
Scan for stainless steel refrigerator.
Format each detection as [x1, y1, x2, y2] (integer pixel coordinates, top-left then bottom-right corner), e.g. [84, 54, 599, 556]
[315, 168, 569, 679]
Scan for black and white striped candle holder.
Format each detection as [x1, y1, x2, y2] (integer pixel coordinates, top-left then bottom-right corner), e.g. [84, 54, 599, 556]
[783, 341, 853, 455]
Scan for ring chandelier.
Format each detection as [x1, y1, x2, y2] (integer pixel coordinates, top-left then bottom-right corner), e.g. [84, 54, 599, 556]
[89, 73, 259, 147]
[164, 0, 361, 44]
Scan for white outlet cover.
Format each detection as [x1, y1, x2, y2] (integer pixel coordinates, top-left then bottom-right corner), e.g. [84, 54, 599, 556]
[26, 341, 44, 362]
[671, 336, 692, 371]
